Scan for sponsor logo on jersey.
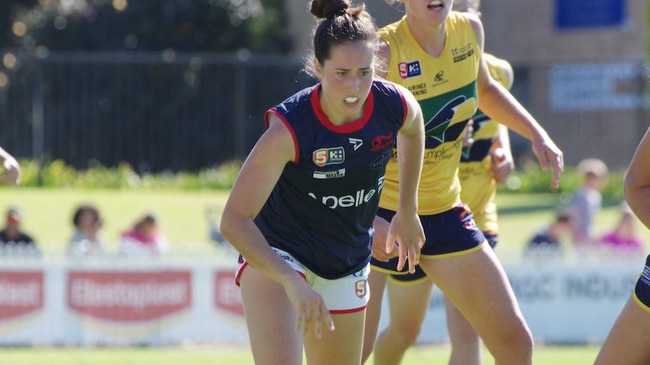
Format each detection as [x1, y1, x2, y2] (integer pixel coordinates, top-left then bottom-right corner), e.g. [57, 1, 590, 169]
[355, 279, 368, 298]
[398, 61, 421, 79]
[313, 168, 346, 179]
[309, 177, 384, 209]
[370, 150, 392, 169]
[370, 132, 395, 152]
[452, 43, 475, 63]
[349, 138, 363, 151]
[313, 147, 345, 167]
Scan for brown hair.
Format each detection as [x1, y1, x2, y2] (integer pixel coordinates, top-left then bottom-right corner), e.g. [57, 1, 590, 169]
[73, 204, 101, 228]
[305, 0, 377, 76]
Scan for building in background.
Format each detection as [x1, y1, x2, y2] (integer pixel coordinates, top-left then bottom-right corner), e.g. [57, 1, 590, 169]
[287, 0, 649, 169]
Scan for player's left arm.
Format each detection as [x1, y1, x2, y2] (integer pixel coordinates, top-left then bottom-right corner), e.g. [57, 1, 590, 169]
[488, 58, 515, 184]
[386, 84, 425, 273]
[468, 15, 563, 189]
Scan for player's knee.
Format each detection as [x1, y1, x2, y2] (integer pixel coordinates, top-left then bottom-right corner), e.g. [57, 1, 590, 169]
[495, 326, 533, 361]
[389, 323, 422, 347]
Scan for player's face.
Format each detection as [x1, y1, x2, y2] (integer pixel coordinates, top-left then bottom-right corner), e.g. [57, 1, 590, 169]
[315, 40, 375, 125]
[404, 0, 453, 25]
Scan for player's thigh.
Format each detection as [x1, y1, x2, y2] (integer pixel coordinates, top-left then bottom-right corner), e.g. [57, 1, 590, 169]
[304, 310, 366, 365]
[419, 246, 527, 342]
[386, 278, 434, 332]
[239, 265, 303, 365]
[595, 297, 650, 365]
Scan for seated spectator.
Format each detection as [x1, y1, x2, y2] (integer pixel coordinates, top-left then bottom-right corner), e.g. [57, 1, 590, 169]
[118, 214, 169, 258]
[0, 207, 40, 256]
[524, 209, 576, 259]
[598, 202, 644, 256]
[67, 204, 106, 258]
[567, 158, 609, 245]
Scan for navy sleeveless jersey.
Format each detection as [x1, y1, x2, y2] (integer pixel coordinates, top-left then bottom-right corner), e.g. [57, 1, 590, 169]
[254, 79, 407, 279]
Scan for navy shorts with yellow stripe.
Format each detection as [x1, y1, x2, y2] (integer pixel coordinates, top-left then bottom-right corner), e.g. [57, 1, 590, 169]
[633, 254, 650, 311]
[370, 204, 486, 283]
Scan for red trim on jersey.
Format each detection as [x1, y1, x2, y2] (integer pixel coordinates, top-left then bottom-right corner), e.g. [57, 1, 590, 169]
[265, 110, 300, 163]
[310, 84, 374, 133]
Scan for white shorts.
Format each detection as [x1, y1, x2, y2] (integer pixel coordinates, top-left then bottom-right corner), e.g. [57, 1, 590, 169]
[236, 247, 370, 314]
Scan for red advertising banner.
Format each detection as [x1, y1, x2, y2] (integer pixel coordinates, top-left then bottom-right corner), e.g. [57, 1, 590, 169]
[67, 270, 192, 322]
[213, 269, 243, 317]
[0, 271, 44, 320]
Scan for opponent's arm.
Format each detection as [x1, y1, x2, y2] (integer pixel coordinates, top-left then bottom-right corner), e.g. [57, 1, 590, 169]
[0, 147, 20, 185]
[624, 127, 650, 229]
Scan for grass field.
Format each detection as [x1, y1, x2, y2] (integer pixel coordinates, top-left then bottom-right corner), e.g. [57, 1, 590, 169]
[2, 187, 647, 257]
[0, 344, 601, 365]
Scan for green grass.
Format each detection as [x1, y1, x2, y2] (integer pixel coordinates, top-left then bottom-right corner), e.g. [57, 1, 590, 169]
[0, 344, 601, 365]
[3, 187, 647, 257]
[0, 187, 231, 253]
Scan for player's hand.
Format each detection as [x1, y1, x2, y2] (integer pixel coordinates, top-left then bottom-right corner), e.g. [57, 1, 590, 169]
[462, 119, 475, 147]
[284, 276, 334, 339]
[371, 216, 398, 262]
[531, 135, 564, 189]
[385, 211, 424, 274]
[491, 147, 514, 184]
[0, 156, 21, 185]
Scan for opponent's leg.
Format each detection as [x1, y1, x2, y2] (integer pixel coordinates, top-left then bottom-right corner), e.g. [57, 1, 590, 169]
[445, 297, 483, 365]
[372, 279, 434, 365]
[595, 297, 650, 365]
[420, 246, 533, 365]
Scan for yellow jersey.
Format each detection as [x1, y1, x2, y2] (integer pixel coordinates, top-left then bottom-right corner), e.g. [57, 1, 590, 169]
[378, 12, 480, 215]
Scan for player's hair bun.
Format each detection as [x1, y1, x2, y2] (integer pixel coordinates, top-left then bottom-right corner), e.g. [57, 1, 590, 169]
[310, 0, 350, 19]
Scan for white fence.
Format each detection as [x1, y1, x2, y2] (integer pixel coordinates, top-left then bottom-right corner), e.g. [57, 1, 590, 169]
[0, 250, 641, 346]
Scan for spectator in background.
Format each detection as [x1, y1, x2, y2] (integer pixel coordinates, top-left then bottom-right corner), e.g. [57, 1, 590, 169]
[0, 147, 21, 185]
[67, 204, 106, 258]
[0, 207, 39, 255]
[119, 214, 169, 258]
[523, 208, 576, 259]
[567, 158, 609, 245]
[598, 202, 644, 257]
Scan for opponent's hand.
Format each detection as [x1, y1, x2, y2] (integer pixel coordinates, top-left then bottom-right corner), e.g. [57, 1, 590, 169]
[462, 119, 475, 147]
[0, 155, 20, 185]
[531, 135, 564, 189]
[491, 147, 514, 184]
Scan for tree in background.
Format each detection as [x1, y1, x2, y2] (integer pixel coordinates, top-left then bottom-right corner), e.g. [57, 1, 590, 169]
[0, 0, 291, 53]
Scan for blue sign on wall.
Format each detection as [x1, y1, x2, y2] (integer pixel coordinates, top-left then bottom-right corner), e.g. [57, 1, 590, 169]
[555, 0, 626, 29]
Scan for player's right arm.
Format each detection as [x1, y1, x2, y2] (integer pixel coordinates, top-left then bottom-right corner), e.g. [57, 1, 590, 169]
[220, 114, 334, 337]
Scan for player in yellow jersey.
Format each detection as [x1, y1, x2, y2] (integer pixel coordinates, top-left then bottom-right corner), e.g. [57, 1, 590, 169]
[595, 125, 650, 365]
[362, 0, 563, 364]
[451, 54, 515, 364]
